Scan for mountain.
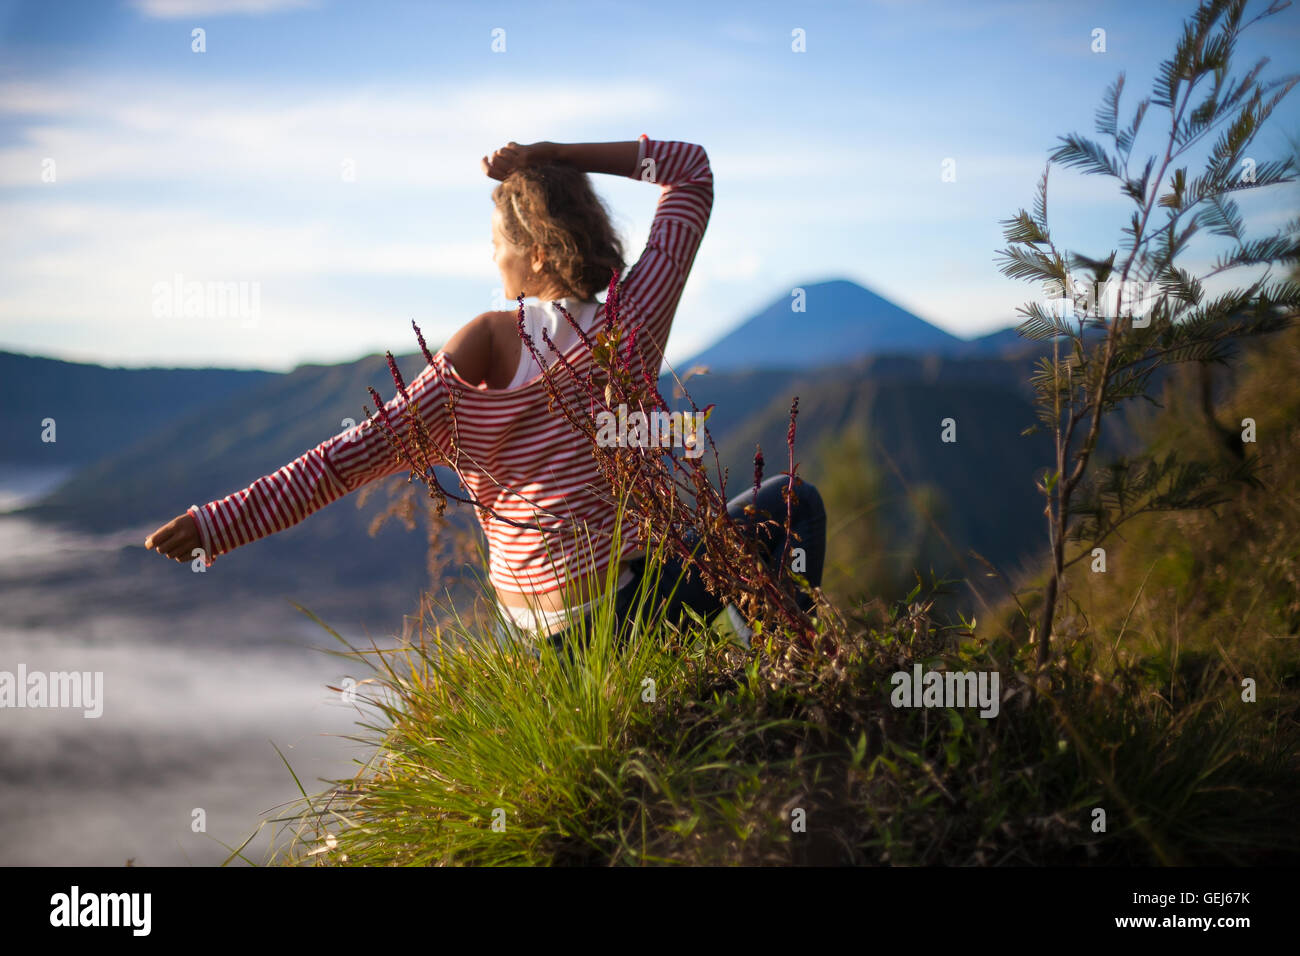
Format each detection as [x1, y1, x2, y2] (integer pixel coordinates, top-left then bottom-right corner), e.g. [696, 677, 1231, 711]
[681, 279, 963, 372]
[0, 350, 276, 469]
[677, 278, 1050, 372]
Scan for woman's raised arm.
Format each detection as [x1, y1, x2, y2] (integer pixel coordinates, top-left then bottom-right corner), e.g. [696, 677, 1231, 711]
[605, 137, 714, 374]
[481, 140, 640, 180]
[479, 135, 712, 382]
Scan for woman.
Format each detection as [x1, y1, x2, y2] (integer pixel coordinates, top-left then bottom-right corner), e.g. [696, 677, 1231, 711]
[143, 135, 826, 650]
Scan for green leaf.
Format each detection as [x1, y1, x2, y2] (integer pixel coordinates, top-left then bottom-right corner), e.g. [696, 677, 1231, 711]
[1095, 73, 1125, 139]
[1158, 166, 1187, 209]
[1001, 210, 1048, 246]
[1049, 133, 1123, 179]
[1015, 300, 1074, 340]
[905, 577, 922, 603]
[1198, 193, 1245, 240]
[849, 730, 868, 768]
[1117, 97, 1150, 156]
[996, 245, 1064, 283]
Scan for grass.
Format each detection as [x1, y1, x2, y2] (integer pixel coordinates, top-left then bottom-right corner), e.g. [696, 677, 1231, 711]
[255, 559, 1299, 865]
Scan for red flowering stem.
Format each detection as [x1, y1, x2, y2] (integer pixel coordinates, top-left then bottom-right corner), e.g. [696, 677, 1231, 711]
[386, 351, 410, 404]
[552, 300, 605, 407]
[411, 319, 436, 366]
[604, 268, 620, 334]
[367, 385, 423, 473]
[554, 299, 595, 352]
[538, 326, 589, 399]
[779, 396, 800, 580]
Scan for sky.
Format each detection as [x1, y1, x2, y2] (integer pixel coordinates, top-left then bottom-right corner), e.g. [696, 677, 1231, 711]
[1, 0, 1298, 372]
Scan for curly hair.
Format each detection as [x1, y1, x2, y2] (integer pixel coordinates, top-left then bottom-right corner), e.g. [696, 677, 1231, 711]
[491, 163, 626, 301]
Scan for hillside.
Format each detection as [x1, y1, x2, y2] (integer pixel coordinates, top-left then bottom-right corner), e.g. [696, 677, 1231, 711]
[0, 350, 276, 469]
[23, 351, 427, 529]
[679, 350, 1145, 606]
[731, 372, 1049, 590]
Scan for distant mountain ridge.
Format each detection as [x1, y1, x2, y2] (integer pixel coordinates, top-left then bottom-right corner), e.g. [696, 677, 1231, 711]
[1, 280, 1029, 473]
[0, 350, 276, 468]
[679, 278, 1029, 372]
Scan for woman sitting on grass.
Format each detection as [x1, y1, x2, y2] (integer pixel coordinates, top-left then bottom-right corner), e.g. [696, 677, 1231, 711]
[143, 136, 826, 652]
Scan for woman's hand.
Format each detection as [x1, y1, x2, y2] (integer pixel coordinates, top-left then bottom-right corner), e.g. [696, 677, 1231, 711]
[144, 513, 203, 563]
[481, 141, 557, 180]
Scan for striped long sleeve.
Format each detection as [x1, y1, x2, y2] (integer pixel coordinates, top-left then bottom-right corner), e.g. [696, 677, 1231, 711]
[618, 138, 713, 377]
[187, 357, 457, 566]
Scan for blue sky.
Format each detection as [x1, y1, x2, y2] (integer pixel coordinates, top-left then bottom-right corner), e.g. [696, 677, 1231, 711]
[1, 0, 1298, 372]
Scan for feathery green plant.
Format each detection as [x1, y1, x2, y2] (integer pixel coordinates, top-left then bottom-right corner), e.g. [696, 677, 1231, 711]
[996, 0, 1300, 667]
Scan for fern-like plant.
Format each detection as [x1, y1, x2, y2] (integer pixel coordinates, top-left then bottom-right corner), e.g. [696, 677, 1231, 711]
[996, 0, 1300, 667]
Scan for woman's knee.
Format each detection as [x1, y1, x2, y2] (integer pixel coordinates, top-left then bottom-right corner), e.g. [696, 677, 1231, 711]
[762, 475, 825, 529]
[734, 475, 825, 539]
[746, 474, 801, 516]
[793, 478, 825, 525]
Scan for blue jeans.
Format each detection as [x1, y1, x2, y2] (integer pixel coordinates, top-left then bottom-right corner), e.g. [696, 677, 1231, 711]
[545, 474, 826, 658]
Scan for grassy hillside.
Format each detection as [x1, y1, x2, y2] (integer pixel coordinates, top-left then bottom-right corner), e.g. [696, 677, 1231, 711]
[266, 554, 1298, 865]
[253, 327, 1300, 867]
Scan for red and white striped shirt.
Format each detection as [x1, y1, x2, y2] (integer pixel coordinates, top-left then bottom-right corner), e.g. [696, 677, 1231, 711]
[188, 137, 713, 595]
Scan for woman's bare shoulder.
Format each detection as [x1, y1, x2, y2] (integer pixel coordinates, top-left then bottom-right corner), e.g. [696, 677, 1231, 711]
[443, 310, 518, 387]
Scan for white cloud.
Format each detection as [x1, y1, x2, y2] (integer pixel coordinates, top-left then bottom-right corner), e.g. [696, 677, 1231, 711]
[0, 77, 669, 188]
[2, 200, 492, 278]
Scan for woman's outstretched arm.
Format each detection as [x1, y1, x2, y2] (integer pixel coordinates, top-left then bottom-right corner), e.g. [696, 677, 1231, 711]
[144, 357, 459, 566]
